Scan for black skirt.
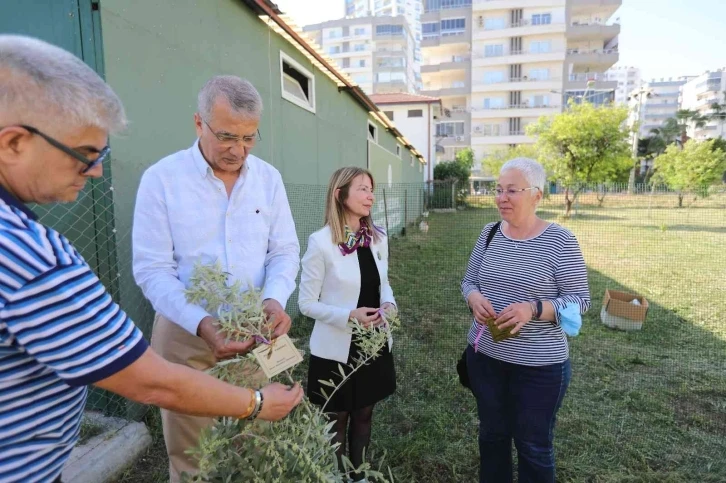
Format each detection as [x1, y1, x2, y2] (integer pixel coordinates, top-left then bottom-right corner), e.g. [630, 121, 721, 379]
[306, 246, 396, 412]
[307, 339, 396, 412]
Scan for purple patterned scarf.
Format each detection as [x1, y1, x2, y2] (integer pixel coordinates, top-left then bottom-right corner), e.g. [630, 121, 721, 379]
[339, 220, 372, 255]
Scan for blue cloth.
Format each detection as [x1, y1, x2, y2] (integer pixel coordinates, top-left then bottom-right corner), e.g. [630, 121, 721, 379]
[558, 302, 583, 337]
[466, 346, 571, 483]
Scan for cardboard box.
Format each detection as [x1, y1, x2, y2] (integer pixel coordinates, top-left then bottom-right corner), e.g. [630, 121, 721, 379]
[600, 289, 649, 331]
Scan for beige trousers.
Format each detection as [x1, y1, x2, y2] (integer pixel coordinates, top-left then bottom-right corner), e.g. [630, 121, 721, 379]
[150, 313, 215, 483]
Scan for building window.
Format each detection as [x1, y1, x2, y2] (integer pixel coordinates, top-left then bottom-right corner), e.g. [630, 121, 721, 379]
[328, 46, 341, 54]
[280, 52, 315, 113]
[529, 68, 550, 80]
[376, 25, 404, 36]
[422, 22, 439, 37]
[484, 44, 504, 57]
[484, 71, 505, 84]
[408, 109, 423, 117]
[529, 40, 551, 53]
[354, 43, 367, 52]
[354, 27, 366, 35]
[436, 121, 465, 136]
[531, 13, 552, 25]
[440, 18, 466, 35]
[483, 97, 504, 109]
[396, 145, 402, 157]
[368, 121, 378, 142]
[484, 17, 506, 30]
[383, 110, 394, 120]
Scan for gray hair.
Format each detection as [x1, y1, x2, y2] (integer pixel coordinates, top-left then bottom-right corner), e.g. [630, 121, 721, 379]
[197, 76, 263, 121]
[500, 157, 546, 194]
[0, 35, 127, 133]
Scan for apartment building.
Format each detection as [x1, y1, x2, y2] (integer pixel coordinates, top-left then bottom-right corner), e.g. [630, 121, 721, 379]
[345, 0, 424, 89]
[420, 0, 621, 175]
[304, 15, 417, 94]
[630, 76, 693, 137]
[605, 65, 641, 105]
[679, 69, 726, 141]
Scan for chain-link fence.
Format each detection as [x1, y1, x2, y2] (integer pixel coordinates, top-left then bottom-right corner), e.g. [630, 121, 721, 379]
[38, 177, 726, 482]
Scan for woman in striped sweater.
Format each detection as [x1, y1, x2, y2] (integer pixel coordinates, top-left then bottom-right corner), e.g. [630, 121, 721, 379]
[461, 158, 590, 483]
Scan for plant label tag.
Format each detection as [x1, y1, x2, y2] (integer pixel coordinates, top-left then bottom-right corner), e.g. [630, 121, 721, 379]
[252, 334, 304, 379]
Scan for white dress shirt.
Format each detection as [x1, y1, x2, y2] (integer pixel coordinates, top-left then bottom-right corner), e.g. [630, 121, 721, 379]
[132, 141, 300, 335]
[298, 225, 396, 363]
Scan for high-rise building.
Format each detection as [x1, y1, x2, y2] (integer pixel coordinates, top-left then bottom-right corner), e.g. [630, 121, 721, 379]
[304, 15, 417, 95]
[629, 76, 694, 138]
[420, 0, 621, 181]
[346, 0, 423, 90]
[605, 65, 641, 105]
[679, 69, 726, 141]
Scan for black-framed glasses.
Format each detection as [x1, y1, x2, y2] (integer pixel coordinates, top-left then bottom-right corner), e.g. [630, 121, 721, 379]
[2, 125, 110, 173]
[203, 119, 261, 147]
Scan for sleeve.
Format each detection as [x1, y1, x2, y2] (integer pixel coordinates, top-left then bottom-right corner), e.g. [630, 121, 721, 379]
[262, 176, 301, 309]
[461, 223, 493, 303]
[1, 263, 148, 386]
[550, 233, 591, 325]
[297, 235, 351, 330]
[132, 169, 209, 335]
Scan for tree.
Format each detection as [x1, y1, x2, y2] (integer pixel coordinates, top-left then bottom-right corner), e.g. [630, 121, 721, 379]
[433, 147, 475, 206]
[482, 144, 540, 178]
[648, 117, 680, 152]
[653, 139, 726, 207]
[674, 109, 709, 146]
[709, 92, 726, 138]
[527, 101, 632, 217]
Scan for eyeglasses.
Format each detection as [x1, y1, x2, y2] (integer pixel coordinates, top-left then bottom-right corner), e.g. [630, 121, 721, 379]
[495, 187, 540, 197]
[203, 119, 261, 148]
[1, 125, 110, 174]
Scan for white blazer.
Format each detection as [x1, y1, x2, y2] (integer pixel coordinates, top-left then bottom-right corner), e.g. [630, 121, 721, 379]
[298, 225, 396, 363]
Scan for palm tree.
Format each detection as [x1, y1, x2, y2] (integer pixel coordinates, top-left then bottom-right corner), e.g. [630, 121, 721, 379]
[675, 109, 709, 146]
[709, 92, 726, 138]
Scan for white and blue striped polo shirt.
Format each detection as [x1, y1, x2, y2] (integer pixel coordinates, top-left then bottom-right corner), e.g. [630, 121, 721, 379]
[0, 186, 148, 483]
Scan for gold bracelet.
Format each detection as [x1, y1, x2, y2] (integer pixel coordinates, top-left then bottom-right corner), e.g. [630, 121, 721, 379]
[239, 388, 256, 419]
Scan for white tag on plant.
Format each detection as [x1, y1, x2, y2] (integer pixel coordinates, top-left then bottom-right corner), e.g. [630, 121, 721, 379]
[252, 334, 304, 379]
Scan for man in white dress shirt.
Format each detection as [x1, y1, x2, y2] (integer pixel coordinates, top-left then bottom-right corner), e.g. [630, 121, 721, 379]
[132, 76, 300, 481]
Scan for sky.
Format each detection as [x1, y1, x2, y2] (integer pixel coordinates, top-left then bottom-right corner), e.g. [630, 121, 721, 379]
[274, 0, 726, 81]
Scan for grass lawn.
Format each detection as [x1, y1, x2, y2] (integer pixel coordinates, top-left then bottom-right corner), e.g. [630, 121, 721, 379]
[116, 192, 726, 483]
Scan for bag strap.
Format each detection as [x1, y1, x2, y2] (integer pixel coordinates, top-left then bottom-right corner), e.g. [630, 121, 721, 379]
[473, 221, 501, 352]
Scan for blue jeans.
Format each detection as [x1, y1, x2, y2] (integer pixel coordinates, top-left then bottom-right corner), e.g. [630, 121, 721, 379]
[466, 345, 571, 483]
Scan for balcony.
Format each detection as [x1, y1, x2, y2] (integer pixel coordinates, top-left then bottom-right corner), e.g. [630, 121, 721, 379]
[474, 0, 567, 10]
[473, 76, 562, 93]
[422, 31, 470, 48]
[471, 128, 535, 145]
[440, 107, 470, 121]
[471, 104, 561, 119]
[570, 0, 622, 16]
[566, 48, 619, 70]
[567, 21, 620, 42]
[473, 49, 566, 67]
[421, 57, 470, 73]
[565, 73, 617, 91]
[474, 20, 566, 41]
[421, 84, 470, 97]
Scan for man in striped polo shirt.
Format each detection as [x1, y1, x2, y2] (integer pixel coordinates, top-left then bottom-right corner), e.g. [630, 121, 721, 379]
[0, 35, 303, 483]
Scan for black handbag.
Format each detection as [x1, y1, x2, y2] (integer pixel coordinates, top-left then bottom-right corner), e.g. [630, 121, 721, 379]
[457, 221, 501, 390]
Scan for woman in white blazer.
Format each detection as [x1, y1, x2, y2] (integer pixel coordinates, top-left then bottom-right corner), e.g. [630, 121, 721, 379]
[299, 167, 397, 483]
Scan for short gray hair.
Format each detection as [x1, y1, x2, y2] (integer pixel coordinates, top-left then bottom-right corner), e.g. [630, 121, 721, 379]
[197, 76, 263, 121]
[500, 157, 546, 194]
[0, 35, 127, 133]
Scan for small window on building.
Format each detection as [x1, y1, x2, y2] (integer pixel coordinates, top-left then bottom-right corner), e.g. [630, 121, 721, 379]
[410, 154, 414, 167]
[396, 145, 402, 157]
[368, 121, 378, 142]
[280, 52, 316, 113]
[408, 109, 423, 118]
[384, 110, 394, 121]
[418, 161, 422, 173]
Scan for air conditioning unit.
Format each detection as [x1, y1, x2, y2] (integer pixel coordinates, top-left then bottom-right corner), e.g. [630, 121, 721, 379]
[474, 126, 483, 134]
[455, 135, 464, 142]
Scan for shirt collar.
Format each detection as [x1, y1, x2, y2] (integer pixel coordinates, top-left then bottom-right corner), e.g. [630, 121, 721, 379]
[191, 139, 251, 178]
[0, 183, 38, 220]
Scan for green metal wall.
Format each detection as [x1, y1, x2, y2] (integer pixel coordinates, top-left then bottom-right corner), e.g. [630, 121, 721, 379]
[98, 0, 422, 330]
